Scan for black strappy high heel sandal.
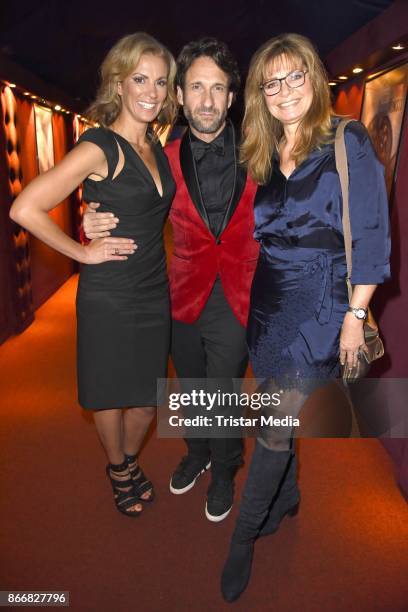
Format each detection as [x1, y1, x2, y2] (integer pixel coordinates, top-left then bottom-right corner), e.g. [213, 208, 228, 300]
[125, 453, 155, 502]
[106, 460, 143, 517]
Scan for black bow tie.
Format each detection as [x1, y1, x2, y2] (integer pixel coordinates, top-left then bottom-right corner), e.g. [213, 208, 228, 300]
[191, 137, 225, 161]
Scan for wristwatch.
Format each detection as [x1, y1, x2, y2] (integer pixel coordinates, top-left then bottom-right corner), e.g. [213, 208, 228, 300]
[347, 306, 368, 320]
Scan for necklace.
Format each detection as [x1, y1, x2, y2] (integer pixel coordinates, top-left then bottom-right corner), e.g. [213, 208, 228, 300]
[128, 140, 149, 156]
[111, 126, 150, 155]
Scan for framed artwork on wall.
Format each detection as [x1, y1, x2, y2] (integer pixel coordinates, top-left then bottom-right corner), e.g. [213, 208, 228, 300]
[360, 61, 408, 197]
[33, 104, 54, 174]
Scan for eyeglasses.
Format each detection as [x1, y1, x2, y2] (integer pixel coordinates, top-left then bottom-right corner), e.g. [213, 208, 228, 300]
[260, 70, 308, 96]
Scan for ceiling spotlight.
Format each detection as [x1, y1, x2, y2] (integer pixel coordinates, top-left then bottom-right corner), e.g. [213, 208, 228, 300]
[30, 95, 37, 99]
[23, 91, 30, 96]
[338, 75, 348, 80]
[392, 44, 405, 50]
[328, 81, 337, 86]
[352, 67, 363, 74]
[54, 105, 61, 111]
[8, 83, 16, 88]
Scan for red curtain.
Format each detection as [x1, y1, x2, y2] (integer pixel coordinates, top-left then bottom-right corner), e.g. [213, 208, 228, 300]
[15, 98, 76, 309]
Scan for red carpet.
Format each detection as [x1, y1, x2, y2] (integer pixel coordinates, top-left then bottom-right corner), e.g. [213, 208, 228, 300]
[1, 275, 407, 611]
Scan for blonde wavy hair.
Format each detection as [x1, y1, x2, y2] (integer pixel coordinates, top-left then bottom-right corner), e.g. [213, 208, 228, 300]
[241, 33, 333, 184]
[87, 32, 178, 140]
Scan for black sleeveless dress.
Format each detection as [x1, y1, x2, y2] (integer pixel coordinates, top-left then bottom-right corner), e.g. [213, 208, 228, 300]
[76, 127, 176, 409]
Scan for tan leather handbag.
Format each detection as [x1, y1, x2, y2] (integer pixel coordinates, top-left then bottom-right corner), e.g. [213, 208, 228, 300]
[335, 119, 385, 383]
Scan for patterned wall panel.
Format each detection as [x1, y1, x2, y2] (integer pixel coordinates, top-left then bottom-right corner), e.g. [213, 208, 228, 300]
[0, 85, 34, 328]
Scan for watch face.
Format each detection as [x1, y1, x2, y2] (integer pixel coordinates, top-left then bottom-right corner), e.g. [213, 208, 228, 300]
[355, 308, 366, 319]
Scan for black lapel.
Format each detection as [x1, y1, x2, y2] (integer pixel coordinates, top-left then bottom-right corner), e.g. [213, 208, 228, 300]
[217, 122, 247, 238]
[179, 130, 210, 230]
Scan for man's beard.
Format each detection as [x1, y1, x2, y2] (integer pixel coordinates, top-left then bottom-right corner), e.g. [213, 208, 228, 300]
[184, 105, 227, 134]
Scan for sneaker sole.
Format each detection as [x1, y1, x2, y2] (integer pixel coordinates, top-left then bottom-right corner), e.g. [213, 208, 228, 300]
[205, 501, 233, 523]
[169, 461, 211, 495]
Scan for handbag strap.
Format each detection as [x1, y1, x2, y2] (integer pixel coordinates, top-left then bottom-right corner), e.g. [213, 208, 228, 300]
[334, 118, 356, 302]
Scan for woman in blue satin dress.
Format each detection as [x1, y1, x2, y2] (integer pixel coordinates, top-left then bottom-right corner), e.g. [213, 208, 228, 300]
[221, 33, 390, 601]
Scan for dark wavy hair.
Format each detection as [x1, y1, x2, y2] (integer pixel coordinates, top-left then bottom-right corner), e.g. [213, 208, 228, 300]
[176, 37, 240, 93]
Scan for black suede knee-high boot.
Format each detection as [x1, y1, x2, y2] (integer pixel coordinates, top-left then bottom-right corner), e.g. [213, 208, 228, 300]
[221, 442, 292, 602]
[259, 452, 300, 537]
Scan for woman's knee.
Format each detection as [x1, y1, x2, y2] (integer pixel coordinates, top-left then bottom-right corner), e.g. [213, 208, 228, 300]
[128, 406, 156, 419]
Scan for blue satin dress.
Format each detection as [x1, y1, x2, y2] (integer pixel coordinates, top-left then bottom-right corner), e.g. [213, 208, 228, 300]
[247, 120, 390, 389]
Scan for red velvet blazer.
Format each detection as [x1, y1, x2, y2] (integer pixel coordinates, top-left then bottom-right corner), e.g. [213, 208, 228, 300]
[165, 128, 259, 327]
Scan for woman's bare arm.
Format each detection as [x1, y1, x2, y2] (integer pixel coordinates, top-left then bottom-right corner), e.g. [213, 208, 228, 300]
[10, 142, 135, 264]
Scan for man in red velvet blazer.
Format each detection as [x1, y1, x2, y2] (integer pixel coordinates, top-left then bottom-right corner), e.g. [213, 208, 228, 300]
[83, 38, 259, 523]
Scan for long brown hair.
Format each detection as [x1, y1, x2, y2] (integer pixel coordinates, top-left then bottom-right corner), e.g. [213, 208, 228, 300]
[241, 33, 333, 184]
[87, 32, 178, 140]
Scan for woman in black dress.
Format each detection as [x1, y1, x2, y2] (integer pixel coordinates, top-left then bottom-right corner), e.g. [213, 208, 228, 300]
[10, 33, 177, 517]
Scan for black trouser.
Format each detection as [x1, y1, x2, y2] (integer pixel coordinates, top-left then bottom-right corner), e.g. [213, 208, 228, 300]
[171, 278, 247, 472]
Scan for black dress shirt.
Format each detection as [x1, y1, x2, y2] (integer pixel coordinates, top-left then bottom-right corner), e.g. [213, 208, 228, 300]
[189, 123, 235, 237]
